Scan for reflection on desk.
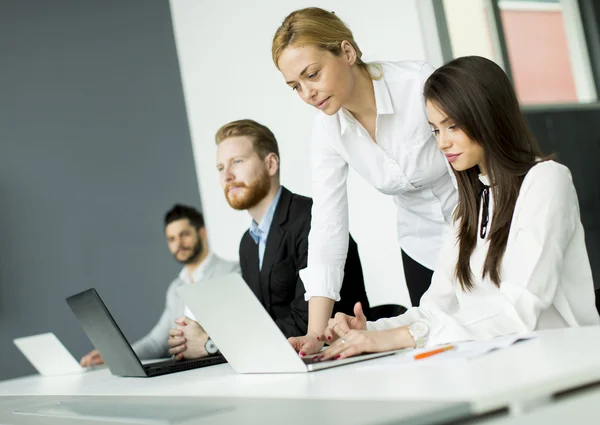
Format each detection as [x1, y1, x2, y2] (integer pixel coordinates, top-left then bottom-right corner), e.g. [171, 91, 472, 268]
[471, 384, 600, 424]
[0, 396, 470, 425]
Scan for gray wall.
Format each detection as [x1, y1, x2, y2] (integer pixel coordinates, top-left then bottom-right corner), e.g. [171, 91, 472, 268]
[0, 0, 201, 380]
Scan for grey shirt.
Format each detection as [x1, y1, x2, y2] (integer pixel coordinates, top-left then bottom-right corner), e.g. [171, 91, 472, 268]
[131, 253, 240, 359]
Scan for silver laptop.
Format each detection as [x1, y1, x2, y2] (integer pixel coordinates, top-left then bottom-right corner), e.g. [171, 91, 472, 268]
[176, 273, 397, 373]
[14, 332, 87, 376]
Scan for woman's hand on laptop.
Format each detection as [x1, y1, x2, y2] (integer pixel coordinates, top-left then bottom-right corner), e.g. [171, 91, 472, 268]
[168, 316, 209, 360]
[324, 302, 368, 343]
[318, 326, 412, 361]
[288, 302, 370, 356]
[80, 349, 104, 367]
[288, 332, 324, 356]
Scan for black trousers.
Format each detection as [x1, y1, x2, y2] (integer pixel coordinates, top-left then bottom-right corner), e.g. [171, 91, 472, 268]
[401, 250, 434, 307]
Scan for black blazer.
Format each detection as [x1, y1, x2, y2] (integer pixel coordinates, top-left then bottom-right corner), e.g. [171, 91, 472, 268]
[239, 186, 370, 338]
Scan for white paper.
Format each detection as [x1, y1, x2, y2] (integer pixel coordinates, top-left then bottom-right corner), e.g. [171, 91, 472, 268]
[358, 333, 538, 370]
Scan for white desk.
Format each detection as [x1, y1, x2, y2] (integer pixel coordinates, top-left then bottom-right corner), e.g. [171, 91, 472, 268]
[472, 385, 600, 424]
[1, 327, 600, 423]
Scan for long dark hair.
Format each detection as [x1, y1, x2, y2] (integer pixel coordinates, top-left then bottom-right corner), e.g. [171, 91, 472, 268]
[424, 56, 551, 291]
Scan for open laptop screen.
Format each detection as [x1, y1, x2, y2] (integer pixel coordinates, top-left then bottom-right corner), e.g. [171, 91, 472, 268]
[66, 288, 147, 377]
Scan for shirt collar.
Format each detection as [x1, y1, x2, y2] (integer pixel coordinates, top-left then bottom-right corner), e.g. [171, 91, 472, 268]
[249, 186, 283, 244]
[338, 64, 394, 136]
[178, 251, 215, 285]
[372, 73, 394, 115]
[338, 108, 353, 136]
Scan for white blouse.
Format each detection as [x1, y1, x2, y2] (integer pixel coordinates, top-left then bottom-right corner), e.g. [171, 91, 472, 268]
[300, 61, 458, 301]
[367, 161, 600, 347]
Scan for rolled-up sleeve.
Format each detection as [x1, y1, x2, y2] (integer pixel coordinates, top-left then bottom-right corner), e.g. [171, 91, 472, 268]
[300, 116, 350, 302]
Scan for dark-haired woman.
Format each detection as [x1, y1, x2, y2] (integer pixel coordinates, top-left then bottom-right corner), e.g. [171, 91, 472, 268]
[320, 56, 600, 359]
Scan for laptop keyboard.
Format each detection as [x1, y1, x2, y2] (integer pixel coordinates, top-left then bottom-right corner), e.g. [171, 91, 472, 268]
[144, 355, 226, 373]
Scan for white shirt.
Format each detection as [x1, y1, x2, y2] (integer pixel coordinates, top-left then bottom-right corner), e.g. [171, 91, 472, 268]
[367, 161, 600, 347]
[179, 252, 218, 321]
[300, 61, 458, 301]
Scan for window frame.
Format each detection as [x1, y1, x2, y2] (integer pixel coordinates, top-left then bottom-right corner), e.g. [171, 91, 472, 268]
[424, 0, 600, 109]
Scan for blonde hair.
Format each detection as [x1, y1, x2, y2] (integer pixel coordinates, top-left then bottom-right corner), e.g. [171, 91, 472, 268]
[215, 119, 280, 161]
[272, 7, 378, 78]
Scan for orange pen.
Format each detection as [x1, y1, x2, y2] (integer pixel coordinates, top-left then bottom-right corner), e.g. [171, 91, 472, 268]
[414, 345, 455, 360]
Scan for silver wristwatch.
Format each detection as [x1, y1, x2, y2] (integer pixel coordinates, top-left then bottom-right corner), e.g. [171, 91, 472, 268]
[408, 321, 429, 348]
[204, 338, 219, 355]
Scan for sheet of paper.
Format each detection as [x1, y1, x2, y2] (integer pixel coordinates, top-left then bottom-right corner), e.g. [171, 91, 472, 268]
[357, 333, 538, 371]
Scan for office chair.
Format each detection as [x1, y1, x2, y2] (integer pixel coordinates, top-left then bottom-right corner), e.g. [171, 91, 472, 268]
[368, 304, 408, 321]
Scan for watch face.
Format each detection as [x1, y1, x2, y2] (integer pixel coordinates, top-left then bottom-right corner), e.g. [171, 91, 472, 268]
[409, 321, 429, 338]
[205, 339, 218, 355]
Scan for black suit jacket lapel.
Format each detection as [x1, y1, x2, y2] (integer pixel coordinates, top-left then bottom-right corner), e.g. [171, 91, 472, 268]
[241, 235, 263, 304]
[259, 187, 292, 308]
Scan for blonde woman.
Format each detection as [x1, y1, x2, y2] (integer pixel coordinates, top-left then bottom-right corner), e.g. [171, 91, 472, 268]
[272, 7, 457, 355]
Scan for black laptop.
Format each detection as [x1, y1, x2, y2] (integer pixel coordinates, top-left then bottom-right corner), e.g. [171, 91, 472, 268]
[66, 288, 227, 377]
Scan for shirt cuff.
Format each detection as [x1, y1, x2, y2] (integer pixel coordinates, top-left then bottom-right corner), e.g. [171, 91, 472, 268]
[299, 265, 344, 302]
[368, 304, 478, 348]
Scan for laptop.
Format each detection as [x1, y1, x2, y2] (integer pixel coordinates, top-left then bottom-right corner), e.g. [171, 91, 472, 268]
[66, 288, 226, 377]
[13, 332, 93, 376]
[176, 273, 398, 373]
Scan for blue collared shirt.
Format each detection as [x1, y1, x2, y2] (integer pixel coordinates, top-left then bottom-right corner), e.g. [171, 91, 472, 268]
[249, 186, 282, 270]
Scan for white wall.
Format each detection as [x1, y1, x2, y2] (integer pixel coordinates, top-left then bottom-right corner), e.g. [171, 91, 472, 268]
[169, 0, 430, 307]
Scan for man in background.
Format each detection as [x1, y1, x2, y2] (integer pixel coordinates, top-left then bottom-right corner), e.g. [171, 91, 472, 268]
[80, 204, 239, 366]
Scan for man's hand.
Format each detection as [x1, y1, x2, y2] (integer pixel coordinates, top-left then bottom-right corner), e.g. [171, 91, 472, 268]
[80, 349, 104, 367]
[168, 316, 209, 360]
[324, 302, 368, 343]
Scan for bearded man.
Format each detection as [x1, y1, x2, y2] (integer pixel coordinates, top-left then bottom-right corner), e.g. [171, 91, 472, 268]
[215, 119, 370, 339]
